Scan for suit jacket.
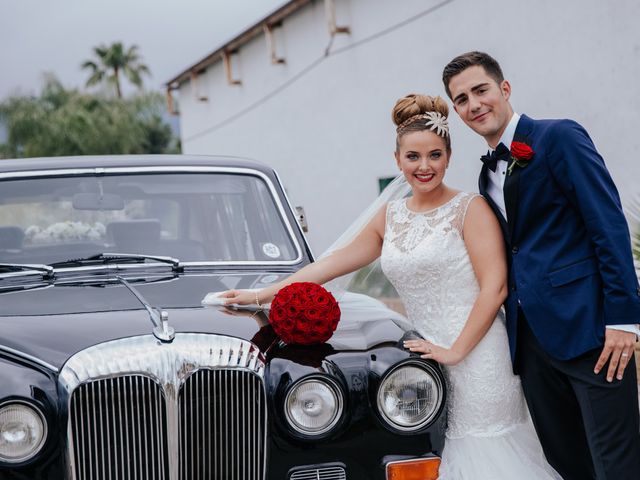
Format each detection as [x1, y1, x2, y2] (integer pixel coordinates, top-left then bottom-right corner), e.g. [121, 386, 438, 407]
[478, 114, 640, 362]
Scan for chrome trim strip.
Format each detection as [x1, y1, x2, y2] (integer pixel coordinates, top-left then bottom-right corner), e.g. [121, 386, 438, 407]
[0, 165, 304, 265]
[0, 344, 59, 373]
[289, 465, 347, 480]
[273, 169, 316, 261]
[385, 456, 441, 466]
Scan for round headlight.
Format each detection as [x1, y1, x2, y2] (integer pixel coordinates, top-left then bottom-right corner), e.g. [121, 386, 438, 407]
[0, 402, 47, 463]
[377, 361, 444, 432]
[284, 376, 343, 436]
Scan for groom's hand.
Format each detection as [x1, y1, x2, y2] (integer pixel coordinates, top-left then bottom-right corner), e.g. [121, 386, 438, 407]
[594, 329, 637, 382]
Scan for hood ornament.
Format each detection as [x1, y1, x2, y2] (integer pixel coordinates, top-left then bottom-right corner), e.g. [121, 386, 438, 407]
[116, 275, 175, 342]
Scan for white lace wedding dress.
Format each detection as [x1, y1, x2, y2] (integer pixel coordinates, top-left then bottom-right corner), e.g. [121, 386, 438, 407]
[381, 192, 561, 479]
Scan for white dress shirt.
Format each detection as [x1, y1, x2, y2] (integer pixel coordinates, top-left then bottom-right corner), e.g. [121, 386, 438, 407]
[486, 113, 520, 221]
[485, 113, 640, 336]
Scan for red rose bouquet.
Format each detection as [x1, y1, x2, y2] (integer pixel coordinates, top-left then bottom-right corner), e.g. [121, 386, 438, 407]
[268, 282, 341, 345]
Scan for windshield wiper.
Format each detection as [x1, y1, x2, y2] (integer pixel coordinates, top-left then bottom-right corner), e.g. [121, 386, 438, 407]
[50, 253, 182, 272]
[0, 263, 55, 280]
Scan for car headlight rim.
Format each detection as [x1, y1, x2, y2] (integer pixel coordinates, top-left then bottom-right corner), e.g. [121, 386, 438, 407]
[0, 400, 48, 464]
[376, 359, 445, 432]
[284, 375, 344, 436]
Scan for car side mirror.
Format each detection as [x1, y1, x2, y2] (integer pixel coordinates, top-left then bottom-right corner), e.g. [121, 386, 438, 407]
[294, 206, 308, 232]
[72, 193, 125, 211]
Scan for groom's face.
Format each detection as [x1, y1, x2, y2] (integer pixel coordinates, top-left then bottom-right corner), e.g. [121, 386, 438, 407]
[448, 65, 513, 147]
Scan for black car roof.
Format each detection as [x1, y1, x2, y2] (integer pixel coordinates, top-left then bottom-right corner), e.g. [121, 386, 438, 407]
[0, 154, 273, 175]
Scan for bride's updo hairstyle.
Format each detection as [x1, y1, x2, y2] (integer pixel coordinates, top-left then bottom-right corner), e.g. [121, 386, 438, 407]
[392, 93, 451, 152]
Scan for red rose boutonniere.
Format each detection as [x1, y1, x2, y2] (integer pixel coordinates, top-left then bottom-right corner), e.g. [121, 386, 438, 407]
[508, 141, 534, 176]
[268, 282, 341, 345]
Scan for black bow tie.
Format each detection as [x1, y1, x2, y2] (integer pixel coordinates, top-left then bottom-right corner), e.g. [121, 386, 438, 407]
[480, 142, 511, 172]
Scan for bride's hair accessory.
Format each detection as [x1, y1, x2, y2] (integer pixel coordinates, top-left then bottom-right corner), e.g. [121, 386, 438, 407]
[396, 111, 449, 138]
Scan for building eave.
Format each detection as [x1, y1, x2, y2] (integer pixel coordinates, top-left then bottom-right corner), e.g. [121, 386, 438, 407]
[165, 0, 311, 90]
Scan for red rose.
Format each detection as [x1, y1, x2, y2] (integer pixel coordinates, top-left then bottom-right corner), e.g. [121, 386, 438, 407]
[298, 321, 314, 335]
[280, 318, 296, 332]
[270, 306, 287, 322]
[297, 335, 314, 345]
[510, 141, 534, 161]
[291, 295, 306, 309]
[276, 291, 293, 305]
[288, 303, 302, 315]
[305, 307, 323, 322]
[315, 293, 330, 307]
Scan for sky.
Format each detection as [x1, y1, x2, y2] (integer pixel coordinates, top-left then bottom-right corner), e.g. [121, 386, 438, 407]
[0, 0, 288, 99]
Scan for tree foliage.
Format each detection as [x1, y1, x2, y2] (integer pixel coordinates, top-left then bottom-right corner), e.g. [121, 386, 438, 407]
[82, 42, 150, 98]
[0, 75, 179, 159]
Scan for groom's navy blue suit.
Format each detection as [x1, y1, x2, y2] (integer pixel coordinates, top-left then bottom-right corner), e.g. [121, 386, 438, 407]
[479, 114, 640, 480]
[479, 114, 640, 361]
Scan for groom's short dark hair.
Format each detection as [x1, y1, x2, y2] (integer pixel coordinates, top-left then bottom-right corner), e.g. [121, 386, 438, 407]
[442, 51, 505, 99]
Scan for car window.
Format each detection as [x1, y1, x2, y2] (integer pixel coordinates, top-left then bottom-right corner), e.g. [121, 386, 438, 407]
[0, 171, 300, 264]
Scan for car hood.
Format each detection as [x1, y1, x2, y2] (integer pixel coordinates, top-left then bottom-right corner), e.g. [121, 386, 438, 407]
[0, 271, 409, 371]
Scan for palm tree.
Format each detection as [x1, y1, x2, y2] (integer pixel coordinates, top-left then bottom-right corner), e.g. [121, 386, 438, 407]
[81, 42, 150, 98]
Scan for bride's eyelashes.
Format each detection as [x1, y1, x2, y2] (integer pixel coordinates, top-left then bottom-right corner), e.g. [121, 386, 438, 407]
[404, 150, 444, 161]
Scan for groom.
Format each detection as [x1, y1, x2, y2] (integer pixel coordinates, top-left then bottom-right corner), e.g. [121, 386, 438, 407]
[442, 51, 640, 479]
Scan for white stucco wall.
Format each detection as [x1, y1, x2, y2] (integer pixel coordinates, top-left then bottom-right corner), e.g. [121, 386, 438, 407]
[176, 0, 640, 253]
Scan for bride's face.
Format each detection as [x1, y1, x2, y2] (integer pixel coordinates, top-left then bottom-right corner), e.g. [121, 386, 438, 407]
[395, 130, 449, 194]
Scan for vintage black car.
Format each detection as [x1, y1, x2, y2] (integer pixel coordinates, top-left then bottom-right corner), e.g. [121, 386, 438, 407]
[0, 155, 446, 480]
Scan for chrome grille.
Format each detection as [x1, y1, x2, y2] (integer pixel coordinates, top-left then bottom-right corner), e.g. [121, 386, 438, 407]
[179, 369, 266, 480]
[61, 334, 266, 480]
[69, 376, 169, 480]
[290, 465, 347, 480]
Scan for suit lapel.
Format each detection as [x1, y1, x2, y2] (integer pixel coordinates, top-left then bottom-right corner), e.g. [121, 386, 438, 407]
[478, 163, 489, 195]
[503, 115, 534, 243]
[503, 162, 520, 242]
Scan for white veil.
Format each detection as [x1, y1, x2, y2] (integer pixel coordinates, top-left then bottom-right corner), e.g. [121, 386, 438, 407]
[319, 174, 412, 300]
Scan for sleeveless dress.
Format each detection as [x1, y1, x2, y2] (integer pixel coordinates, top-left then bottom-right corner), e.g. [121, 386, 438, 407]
[380, 192, 561, 479]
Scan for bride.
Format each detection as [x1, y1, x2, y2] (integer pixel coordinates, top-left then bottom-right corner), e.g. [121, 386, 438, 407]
[219, 93, 561, 479]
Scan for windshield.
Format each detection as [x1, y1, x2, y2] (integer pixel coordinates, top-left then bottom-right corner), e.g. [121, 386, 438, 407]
[0, 171, 301, 265]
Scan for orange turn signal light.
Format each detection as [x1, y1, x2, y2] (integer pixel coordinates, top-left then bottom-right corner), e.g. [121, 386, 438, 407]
[386, 457, 441, 480]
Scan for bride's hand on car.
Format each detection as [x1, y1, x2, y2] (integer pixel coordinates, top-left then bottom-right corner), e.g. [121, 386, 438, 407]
[403, 338, 464, 366]
[218, 289, 260, 306]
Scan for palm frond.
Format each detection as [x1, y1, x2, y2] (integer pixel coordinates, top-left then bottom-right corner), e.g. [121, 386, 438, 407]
[80, 60, 99, 71]
[82, 42, 151, 96]
[85, 70, 105, 87]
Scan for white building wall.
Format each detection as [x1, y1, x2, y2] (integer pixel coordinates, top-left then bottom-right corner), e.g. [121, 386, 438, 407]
[177, 0, 640, 252]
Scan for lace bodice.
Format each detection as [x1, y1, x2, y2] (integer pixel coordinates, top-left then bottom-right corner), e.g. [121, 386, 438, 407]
[381, 193, 480, 348]
[381, 192, 528, 439]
